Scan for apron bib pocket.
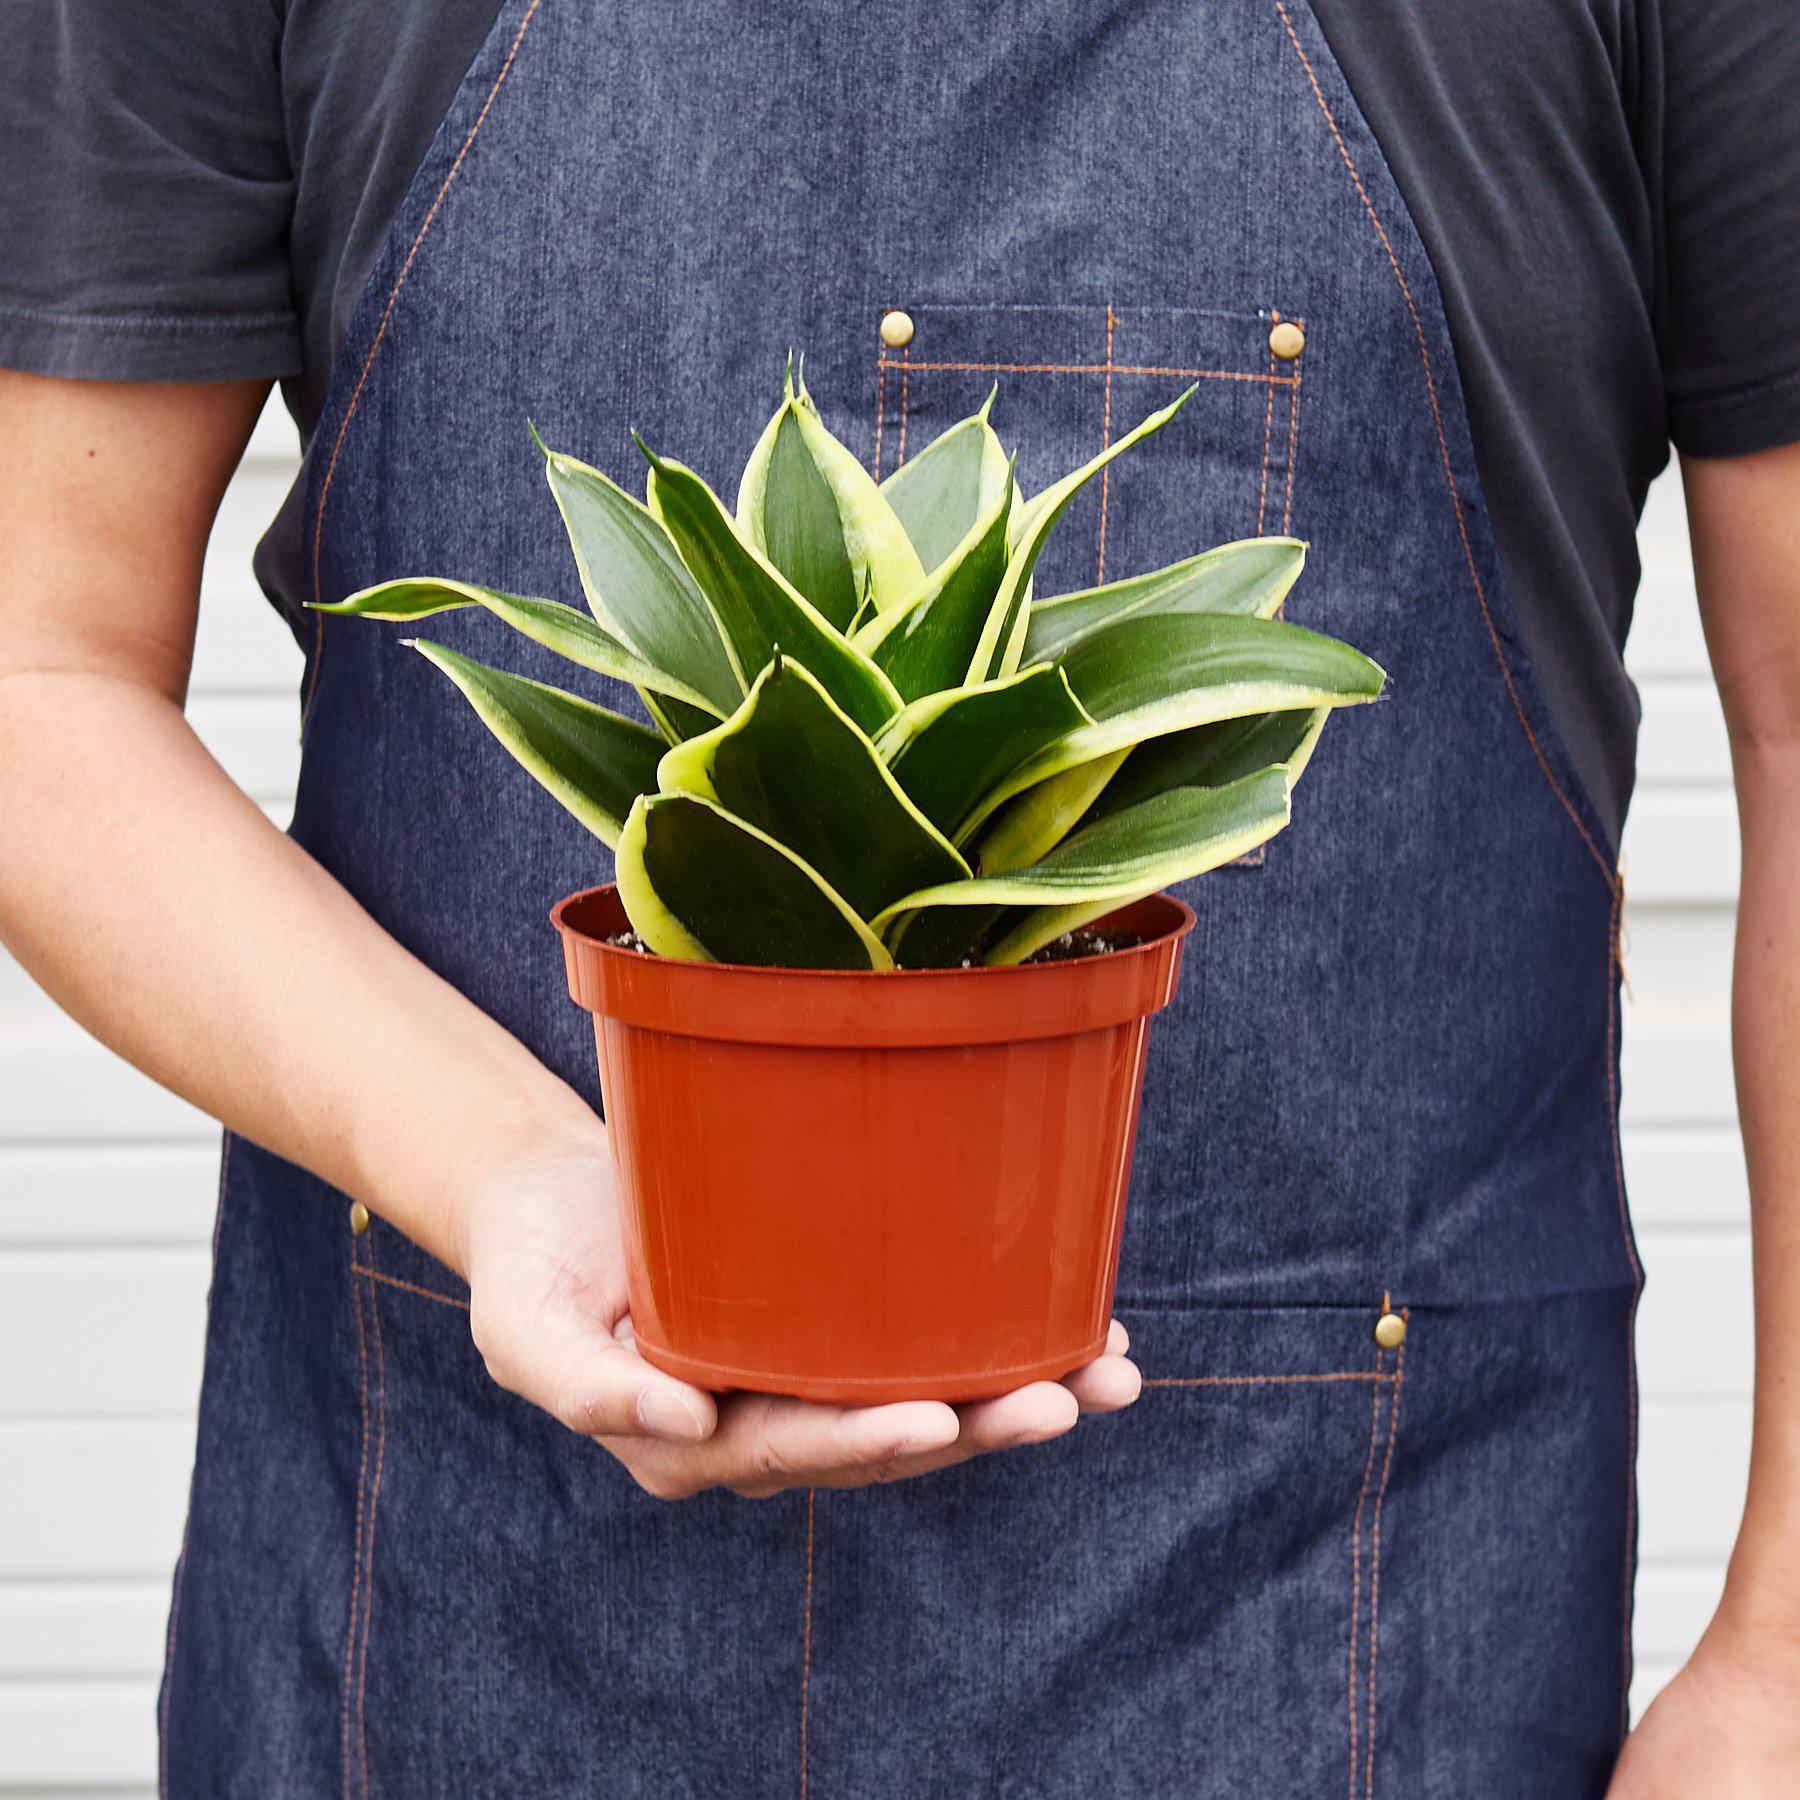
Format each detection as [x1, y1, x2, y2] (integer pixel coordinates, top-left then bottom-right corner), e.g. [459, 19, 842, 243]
[870, 301, 1307, 597]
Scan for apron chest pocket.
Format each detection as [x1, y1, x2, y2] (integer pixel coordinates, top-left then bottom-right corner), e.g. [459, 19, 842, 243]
[870, 300, 1307, 597]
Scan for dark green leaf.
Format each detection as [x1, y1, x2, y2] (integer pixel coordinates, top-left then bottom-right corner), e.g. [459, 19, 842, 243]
[875, 769, 1295, 964]
[616, 793, 891, 969]
[878, 394, 1001, 574]
[315, 578, 726, 721]
[857, 460, 1015, 702]
[878, 663, 1092, 842]
[1092, 707, 1329, 819]
[1021, 536, 1306, 665]
[410, 639, 664, 847]
[536, 444, 742, 715]
[962, 612, 1384, 833]
[737, 399, 858, 628]
[658, 657, 968, 921]
[787, 378, 927, 615]
[975, 385, 1196, 682]
[641, 442, 903, 734]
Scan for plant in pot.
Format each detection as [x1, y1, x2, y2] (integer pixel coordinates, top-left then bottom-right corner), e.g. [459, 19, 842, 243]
[316, 361, 1385, 1401]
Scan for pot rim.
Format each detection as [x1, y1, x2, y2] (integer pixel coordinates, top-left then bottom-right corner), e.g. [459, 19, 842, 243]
[551, 884, 1197, 1047]
[550, 884, 1195, 980]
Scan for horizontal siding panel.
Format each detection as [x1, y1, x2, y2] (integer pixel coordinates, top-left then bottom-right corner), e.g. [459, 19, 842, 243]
[1621, 1127, 1747, 1230]
[1629, 1659, 1678, 1720]
[1633, 1564, 1724, 1665]
[0, 1585, 168, 1679]
[246, 402, 301, 466]
[187, 587, 304, 699]
[2, 1424, 191, 1579]
[1618, 791, 1739, 903]
[0, 1035, 212, 1143]
[1633, 1232, 1751, 1399]
[196, 463, 295, 613]
[0, 1147, 219, 1247]
[1637, 1398, 1750, 1564]
[185, 694, 301, 805]
[1617, 904, 1732, 1012]
[1635, 679, 1728, 788]
[1, 1250, 210, 1418]
[1619, 1017, 1735, 1126]
[0, 1682, 154, 1788]
[1625, 570, 1707, 679]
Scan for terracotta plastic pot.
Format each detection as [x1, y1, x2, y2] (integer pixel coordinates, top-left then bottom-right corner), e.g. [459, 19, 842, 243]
[551, 884, 1195, 1403]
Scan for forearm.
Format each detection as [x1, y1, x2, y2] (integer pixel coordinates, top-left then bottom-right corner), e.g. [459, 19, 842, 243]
[0, 667, 597, 1273]
[1716, 745, 1800, 1641]
[1684, 441, 1800, 1647]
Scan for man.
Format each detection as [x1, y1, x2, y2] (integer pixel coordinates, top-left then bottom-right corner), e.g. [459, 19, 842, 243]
[2, 1, 1796, 1791]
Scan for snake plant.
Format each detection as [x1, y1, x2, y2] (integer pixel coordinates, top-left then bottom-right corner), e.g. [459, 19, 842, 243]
[315, 363, 1385, 969]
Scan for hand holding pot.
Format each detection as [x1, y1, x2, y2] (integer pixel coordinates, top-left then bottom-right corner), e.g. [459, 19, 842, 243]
[458, 1126, 1143, 1499]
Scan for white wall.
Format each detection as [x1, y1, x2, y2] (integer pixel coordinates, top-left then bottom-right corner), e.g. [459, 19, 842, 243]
[0, 410, 1748, 1793]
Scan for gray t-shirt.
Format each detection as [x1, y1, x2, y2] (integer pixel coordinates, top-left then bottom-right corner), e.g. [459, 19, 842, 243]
[5, 0, 1798, 848]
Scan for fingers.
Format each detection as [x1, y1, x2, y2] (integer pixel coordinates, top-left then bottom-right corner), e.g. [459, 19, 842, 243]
[595, 1319, 1142, 1501]
[609, 1394, 961, 1501]
[956, 1381, 1080, 1449]
[470, 1298, 717, 1445]
[814, 1380, 1082, 1488]
[1062, 1353, 1142, 1413]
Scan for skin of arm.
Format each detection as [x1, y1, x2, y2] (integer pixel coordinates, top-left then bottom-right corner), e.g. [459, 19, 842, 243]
[1608, 440, 1800, 1792]
[0, 370, 1140, 1499]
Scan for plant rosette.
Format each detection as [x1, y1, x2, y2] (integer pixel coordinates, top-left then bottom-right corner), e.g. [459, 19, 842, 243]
[315, 360, 1385, 1400]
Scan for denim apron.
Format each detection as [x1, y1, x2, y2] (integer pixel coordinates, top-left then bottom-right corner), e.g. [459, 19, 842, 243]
[159, 3, 1642, 1793]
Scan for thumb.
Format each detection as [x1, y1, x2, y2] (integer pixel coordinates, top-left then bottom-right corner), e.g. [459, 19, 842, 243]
[472, 1294, 718, 1443]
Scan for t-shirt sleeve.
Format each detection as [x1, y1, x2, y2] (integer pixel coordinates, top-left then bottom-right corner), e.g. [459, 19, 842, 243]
[0, 0, 301, 383]
[1656, 0, 1800, 458]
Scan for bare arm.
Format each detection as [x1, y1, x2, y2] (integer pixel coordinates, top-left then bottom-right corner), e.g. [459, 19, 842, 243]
[1610, 439, 1800, 1791]
[0, 372, 594, 1270]
[0, 371, 1135, 1495]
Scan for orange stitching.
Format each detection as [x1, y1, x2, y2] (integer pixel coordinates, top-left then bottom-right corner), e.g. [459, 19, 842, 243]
[897, 344, 910, 468]
[341, 1248, 373, 1799]
[1283, 348, 1303, 535]
[1609, 882, 1641, 1742]
[1257, 311, 1279, 536]
[159, 1132, 233, 1798]
[358, 1265, 471, 1311]
[800, 1487, 816, 1799]
[873, 351, 886, 480]
[1097, 303, 1117, 583]
[355, 1244, 390, 1799]
[303, 0, 545, 728]
[880, 357, 1294, 386]
[1142, 1370, 1386, 1388]
[1347, 1343, 1383, 1794]
[1270, 0, 1615, 889]
[1363, 1315, 1407, 1799]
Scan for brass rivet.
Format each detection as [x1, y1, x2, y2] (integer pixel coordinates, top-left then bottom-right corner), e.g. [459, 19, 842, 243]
[1374, 1311, 1406, 1350]
[1269, 319, 1306, 361]
[880, 309, 916, 349]
[349, 1202, 372, 1236]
